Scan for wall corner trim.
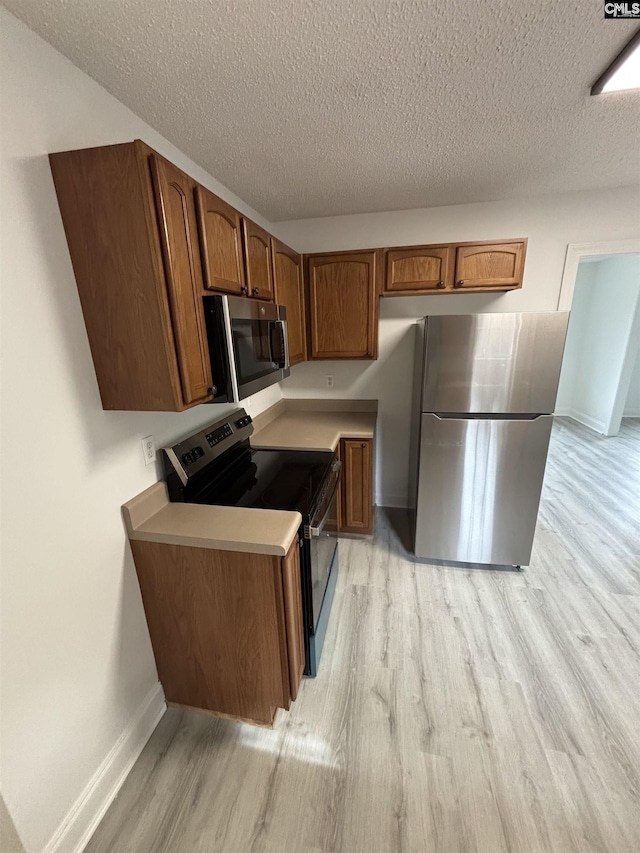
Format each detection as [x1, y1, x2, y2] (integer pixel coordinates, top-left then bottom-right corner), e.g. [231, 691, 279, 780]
[557, 238, 640, 312]
[43, 682, 166, 853]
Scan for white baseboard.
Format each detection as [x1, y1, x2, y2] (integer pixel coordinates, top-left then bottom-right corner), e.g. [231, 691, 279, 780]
[623, 409, 640, 418]
[43, 682, 166, 853]
[563, 409, 607, 434]
[376, 493, 410, 508]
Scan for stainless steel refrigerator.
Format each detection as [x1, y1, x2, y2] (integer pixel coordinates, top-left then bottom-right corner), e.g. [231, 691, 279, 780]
[414, 312, 569, 567]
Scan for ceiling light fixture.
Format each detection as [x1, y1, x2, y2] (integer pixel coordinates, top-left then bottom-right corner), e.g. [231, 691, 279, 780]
[591, 28, 640, 94]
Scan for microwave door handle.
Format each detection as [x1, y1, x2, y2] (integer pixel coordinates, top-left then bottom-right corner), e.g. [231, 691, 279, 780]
[269, 320, 289, 369]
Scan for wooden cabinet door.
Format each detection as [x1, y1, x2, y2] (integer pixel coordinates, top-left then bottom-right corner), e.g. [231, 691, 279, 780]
[454, 240, 526, 291]
[307, 251, 378, 359]
[340, 438, 373, 534]
[195, 186, 246, 295]
[272, 238, 306, 365]
[150, 155, 213, 405]
[384, 245, 453, 294]
[281, 539, 305, 701]
[242, 218, 274, 301]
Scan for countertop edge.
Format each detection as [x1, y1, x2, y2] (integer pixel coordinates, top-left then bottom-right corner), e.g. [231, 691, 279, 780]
[128, 529, 294, 557]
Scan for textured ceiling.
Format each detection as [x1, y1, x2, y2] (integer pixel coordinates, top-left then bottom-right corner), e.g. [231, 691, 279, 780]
[4, 0, 640, 220]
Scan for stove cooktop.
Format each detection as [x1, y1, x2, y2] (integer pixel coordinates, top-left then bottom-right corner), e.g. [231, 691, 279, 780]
[187, 447, 336, 520]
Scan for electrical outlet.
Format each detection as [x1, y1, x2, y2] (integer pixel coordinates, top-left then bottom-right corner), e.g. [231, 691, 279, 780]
[326, 375, 334, 388]
[141, 435, 156, 465]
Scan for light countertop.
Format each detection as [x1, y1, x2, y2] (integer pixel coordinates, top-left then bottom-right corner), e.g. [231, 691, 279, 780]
[123, 482, 300, 557]
[122, 399, 377, 556]
[252, 401, 377, 452]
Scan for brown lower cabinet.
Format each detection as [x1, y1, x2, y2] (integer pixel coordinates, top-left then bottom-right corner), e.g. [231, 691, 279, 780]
[130, 538, 304, 726]
[338, 438, 374, 535]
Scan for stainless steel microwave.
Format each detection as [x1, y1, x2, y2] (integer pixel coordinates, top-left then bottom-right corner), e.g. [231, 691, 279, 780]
[203, 294, 290, 403]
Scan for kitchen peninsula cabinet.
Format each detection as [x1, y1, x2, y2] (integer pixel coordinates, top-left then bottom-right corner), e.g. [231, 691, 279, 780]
[50, 140, 213, 411]
[130, 537, 304, 726]
[306, 250, 379, 359]
[272, 238, 306, 365]
[195, 185, 247, 296]
[242, 218, 275, 301]
[339, 438, 373, 534]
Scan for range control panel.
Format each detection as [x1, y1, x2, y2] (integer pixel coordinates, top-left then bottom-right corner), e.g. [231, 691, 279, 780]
[163, 408, 254, 485]
[205, 422, 233, 448]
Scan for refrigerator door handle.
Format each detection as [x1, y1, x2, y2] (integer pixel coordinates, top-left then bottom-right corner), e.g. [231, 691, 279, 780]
[432, 412, 550, 421]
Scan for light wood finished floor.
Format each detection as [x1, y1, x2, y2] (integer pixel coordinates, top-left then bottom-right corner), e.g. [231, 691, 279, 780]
[87, 418, 640, 853]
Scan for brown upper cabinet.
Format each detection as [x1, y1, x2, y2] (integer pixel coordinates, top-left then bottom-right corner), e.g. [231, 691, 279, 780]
[453, 240, 526, 291]
[306, 250, 379, 359]
[271, 238, 306, 365]
[49, 140, 213, 411]
[150, 155, 213, 406]
[195, 186, 247, 296]
[382, 239, 526, 295]
[242, 218, 275, 301]
[385, 244, 453, 294]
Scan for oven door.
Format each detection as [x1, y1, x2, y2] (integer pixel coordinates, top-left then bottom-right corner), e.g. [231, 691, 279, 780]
[306, 460, 340, 632]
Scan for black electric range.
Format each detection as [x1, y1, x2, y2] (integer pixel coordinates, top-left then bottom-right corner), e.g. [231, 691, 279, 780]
[162, 408, 341, 676]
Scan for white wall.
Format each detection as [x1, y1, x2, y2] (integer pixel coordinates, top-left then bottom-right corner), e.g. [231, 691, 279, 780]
[624, 340, 640, 417]
[277, 189, 640, 506]
[557, 255, 640, 434]
[0, 10, 283, 853]
[556, 261, 598, 414]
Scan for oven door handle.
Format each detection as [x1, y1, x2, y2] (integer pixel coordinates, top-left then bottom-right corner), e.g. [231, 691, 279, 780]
[306, 460, 341, 538]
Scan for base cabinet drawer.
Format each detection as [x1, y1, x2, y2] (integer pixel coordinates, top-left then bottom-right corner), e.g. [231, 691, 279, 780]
[339, 438, 374, 535]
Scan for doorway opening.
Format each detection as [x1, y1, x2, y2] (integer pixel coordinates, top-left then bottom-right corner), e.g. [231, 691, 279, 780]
[556, 242, 640, 437]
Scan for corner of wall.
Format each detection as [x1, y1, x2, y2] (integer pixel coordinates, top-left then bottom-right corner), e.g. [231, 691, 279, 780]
[43, 684, 165, 853]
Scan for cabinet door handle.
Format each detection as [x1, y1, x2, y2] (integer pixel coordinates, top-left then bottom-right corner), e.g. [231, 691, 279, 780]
[361, 443, 367, 448]
[252, 287, 260, 296]
[240, 285, 248, 295]
[455, 279, 465, 288]
[436, 280, 445, 289]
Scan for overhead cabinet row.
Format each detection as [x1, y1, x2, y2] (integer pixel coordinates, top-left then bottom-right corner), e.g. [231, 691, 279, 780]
[303, 238, 526, 359]
[50, 140, 527, 412]
[49, 140, 304, 412]
[383, 239, 527, 295]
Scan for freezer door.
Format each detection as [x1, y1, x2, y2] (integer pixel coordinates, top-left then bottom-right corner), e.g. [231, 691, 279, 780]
[422, 312, 569, 414]
[414, 413, 553, 565]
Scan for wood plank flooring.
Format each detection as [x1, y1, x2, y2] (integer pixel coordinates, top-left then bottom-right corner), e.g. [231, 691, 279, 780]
[86, 418, 640, 853]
